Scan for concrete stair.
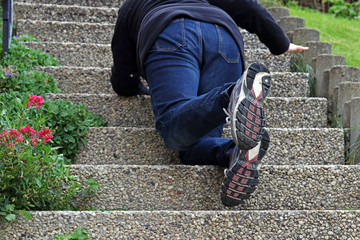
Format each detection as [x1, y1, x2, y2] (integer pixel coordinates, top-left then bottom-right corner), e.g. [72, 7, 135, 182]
[45, 93, 328, 128]
[17, 19, 267, 48]
[36, 66, 310, 97]
[23, 41, 291, 71]
[2, 1, 359, 239]
[68, 164, 358, 211]
[76, 127, 344, 165]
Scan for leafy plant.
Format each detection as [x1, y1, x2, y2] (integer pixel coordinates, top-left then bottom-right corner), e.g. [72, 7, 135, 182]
[55, 228, 93, 240]
[0, 67, 60, 95]
[82, 178, 100, 198]
[43, 99, 107, 162]
[0, 100, 82, 222]
[346, 128, 360, 165]
[290, 53, 316, 97]
[328, 0, 360, 19]
[329, 114, 344, 129]
[0, 92, 107, 163]
[259, 0, 284, 7]
[0, 35, 59, 69]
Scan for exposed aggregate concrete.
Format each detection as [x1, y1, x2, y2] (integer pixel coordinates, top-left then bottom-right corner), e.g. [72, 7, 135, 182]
[23, 42, 291, 72]
[45, 93, 328, 128]
[37, 66, 309, 97]
[15, 0, 125, 8]
[76, 127, 344, 165]
[17, 19, 265, 48]
[15, 3, 118, 23]
[1, 210, 359, 239]
[17, 20, 115, 44]
[66, 165, 360, 211]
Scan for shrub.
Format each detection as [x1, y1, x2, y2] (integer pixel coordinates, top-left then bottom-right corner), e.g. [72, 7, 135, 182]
[43, 99, 107, 162]
[0, 95, 82, 222]
[0, 35, 59, 69]
[0, 67, 60, 95]
[0, 92, 107, 163]
[328, 0, 360, 19]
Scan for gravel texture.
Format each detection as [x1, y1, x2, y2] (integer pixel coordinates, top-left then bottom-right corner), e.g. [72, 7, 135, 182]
[65, 165, 360, 211]
[15, 0, 125, 8]
[1, 210, 359, 239]
[76, 127, 344, 165]
[15, 3, 118, 23]
[24, 42, 112, 68]
[45, 93, 328, 128]
[37, 66, 309, 97]
[17, 20, 267, 48]
[24, 42, 291, 72]
[17, 20, 115, 44]
[37, 66, 114, 94]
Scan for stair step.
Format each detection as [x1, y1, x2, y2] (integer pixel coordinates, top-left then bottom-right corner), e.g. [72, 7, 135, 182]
[15, 3, 118, 23]
[45, 93, 328, 128]
[76, 127, 344, 165]
[37, 66, 309, 97]
[68, 165, 359, 210]
[23, 42, 291, 71]
[17, 19, 267, 50]
[1, 210, 359, 239]
[15, 0, 123, 8]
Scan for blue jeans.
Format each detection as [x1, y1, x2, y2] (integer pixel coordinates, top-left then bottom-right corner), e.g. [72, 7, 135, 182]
[144, 18, 243, 167]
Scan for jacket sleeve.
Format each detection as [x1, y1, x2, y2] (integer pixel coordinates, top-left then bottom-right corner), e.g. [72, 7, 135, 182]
[110, 16, 149, 96]
[208, 0, 290, 55]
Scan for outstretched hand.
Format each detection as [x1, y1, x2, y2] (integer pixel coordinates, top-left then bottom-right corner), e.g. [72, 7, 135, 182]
[286, 43, 309, 53]
[269, 43, 309, 56]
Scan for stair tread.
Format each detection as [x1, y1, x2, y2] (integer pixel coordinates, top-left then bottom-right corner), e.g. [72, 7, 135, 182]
[16, 19, 267, 50]
[1, 210, 359, 239]
[77, 127, 344, 165]
[36, 66, 309, 97]
[68, 164, 360, 211]
[46, 93, 328, 128]
[15, 0, 125, 8]
[23, 41, 291, 71]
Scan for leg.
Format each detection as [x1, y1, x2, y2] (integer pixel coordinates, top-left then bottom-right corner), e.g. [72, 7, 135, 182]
[144, 19, 242, 165]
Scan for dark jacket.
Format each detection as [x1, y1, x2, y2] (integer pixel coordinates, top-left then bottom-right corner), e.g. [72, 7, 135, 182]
[111, 0, 290, 96]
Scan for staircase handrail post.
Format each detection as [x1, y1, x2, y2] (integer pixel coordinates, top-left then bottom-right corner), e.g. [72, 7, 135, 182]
[3, 0, 14, 54]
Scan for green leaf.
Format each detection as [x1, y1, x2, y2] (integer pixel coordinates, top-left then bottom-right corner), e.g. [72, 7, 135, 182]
[5, 214, 16, 221]
[68, 135, 75, 143]
[5, 204, 15, 212]
[18, 210, 33, 220]
[35, 178, 42, 187]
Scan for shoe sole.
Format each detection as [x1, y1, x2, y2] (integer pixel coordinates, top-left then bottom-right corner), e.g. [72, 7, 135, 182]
[231, 62, 271, 150]
[220, 130, 270, 207]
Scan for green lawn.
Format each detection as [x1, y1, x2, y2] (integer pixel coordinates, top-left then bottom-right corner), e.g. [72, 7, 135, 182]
[288, 6, 360, 67]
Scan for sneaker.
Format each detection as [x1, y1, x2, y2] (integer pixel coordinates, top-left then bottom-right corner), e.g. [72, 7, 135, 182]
[220, 130, 270, 207]
[225, 62, 271, 150]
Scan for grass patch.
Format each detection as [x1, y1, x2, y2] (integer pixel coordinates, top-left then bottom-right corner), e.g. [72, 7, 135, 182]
[288, 6, 360, 67]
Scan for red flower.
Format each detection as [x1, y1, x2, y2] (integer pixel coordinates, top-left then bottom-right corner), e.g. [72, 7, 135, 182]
[0, 130, 9, 144]
[27, 95, 44, 109]
[9, 129, 21, 137]
[37, 128, 53, 144]
[16, 135, 24, 142]
[20, 125, 36, 137]
[30, 138, 37, 146]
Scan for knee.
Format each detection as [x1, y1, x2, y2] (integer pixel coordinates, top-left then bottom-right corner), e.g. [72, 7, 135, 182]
[156, 120, 194, 151]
